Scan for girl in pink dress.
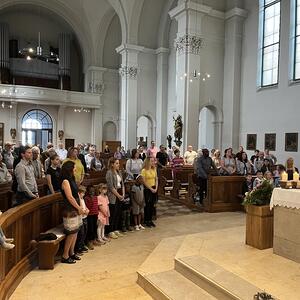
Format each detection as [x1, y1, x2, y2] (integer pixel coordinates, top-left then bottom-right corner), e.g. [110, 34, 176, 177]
[97, 184, 110, 243]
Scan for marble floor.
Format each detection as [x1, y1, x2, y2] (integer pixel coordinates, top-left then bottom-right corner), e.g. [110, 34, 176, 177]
[11, 212, 245, 300]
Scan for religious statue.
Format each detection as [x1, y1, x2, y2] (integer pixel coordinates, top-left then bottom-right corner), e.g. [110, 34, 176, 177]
[166, 135, 172, 149]
[173, 115, 183, 147]
[58, 130, 64, 140]
[10, 128, 16, 140]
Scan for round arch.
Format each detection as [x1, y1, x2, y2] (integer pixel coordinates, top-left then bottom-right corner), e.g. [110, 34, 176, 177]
[137, 115, 155, 147]
[21, 109, 53, 148]
[198, 104, 223, 150]
[0, 0, 94, 69]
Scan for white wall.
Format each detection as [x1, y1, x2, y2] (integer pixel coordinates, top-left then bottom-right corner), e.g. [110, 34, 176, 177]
[137, 52, 157, 137]
[64, 107, 93, 145]
[240, 0, 300, 166]
[198, 107, 214, 150]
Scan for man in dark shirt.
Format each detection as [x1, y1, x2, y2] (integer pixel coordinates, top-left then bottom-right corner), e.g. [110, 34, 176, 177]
[156, 145, 169, 176]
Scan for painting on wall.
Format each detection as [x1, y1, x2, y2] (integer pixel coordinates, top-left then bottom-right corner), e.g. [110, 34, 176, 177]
[285, 133, 298, 152]
[246, 134, 257, 150]
[264, 133, 276, 151]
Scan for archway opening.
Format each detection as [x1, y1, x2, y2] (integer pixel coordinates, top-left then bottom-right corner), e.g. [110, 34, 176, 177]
[21, 109, 53, 148]
[198, 106, 215, 150]
[137, 116, 152, 148]
[103, 121, 117, 141]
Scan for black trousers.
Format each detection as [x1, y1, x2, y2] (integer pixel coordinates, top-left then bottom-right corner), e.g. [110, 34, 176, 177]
[144, 188, 157, 223]
[75, 217, 87, 250]
[15, 192, 34, 206]
[198, 177, 207, 202]
[86, 215, 98, 241]
[109, 200, 122, 232]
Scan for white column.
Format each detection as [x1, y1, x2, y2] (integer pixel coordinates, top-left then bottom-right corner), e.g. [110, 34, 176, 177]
[91, 108, 103, 149]
[85, 66, 105, 149]
[222, 8, 247, 151]
[170, 1, 206, 150]
[56, 105, 66, 146]
[116, 45, 139, 150]
[156, 48, 169, 146]
[9, 102, 17, 142]
[213, 121, 223, 150]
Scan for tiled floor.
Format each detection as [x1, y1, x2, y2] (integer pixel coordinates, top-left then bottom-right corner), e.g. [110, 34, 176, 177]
[156, 197, 199, 218]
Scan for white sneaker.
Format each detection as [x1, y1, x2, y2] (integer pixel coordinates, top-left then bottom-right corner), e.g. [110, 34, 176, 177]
[114, 231, 125, 237]
[135, 225, 140, 231]
[139, 224, 145, 230]
[1, 242, 15, 250]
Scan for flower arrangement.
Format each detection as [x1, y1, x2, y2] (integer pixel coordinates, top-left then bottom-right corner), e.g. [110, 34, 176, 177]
[243, 180, 274, 206]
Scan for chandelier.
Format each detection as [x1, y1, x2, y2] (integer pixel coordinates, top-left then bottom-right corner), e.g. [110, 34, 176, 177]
[74, 108, 91, 113]
[180, 71, 211, 83]
[19, 32, 59, 64]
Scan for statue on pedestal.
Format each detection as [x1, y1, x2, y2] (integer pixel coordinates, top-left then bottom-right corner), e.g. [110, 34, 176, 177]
[173, 115, 183, 147]
[58, 130, 64, 140]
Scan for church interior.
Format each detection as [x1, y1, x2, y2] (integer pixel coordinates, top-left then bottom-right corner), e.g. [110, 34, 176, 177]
[0, 0, 300, 299]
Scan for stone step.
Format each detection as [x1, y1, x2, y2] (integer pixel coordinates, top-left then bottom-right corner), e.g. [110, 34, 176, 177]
[175, 255, 263, 300]
[138, 269, 218, 300]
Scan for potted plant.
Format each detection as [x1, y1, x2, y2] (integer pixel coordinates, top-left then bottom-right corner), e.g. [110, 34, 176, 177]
[243, 180, 274, 250]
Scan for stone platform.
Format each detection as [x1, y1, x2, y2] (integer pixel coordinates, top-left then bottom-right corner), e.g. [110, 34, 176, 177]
[138, 226, 300, 300]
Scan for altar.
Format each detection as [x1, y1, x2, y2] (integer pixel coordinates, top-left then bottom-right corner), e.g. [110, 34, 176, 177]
[270, 188, 300, 263]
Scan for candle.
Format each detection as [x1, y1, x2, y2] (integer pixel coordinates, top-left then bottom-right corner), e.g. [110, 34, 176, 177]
[281, 171, 288, 182]
[293, 172, 299, 182]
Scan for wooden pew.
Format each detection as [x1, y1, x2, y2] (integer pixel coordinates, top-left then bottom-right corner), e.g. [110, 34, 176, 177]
[0, 182, 13, 212]
[204, 175, 245, 213]
[158, 167, 173, 196]
[0, 193, 64, 300]
[170, 166, 194, 199]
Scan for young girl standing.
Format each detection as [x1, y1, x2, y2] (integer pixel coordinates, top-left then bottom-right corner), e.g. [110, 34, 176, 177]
[97, 184, 110, 243]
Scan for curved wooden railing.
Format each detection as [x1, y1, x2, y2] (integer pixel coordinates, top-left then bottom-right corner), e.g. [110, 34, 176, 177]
[0, 193, 64, 300]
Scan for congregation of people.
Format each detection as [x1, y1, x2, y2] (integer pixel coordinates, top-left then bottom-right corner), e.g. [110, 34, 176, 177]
[0, 139, 297, 265]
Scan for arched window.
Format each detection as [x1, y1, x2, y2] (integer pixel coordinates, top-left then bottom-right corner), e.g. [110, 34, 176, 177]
[22, 109, 53, 148]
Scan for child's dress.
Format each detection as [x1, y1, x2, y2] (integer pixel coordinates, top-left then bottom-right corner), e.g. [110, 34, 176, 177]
[97, 195, 110, 225]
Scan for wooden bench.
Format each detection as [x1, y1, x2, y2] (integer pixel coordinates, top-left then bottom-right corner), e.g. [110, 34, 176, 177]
[158, 167, 173, 196]
[37, 225, 66, 270]
[204, 175, 246, 212]
[170, 167, 194, 199]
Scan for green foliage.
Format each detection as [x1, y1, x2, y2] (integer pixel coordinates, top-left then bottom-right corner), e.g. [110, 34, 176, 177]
[243, 180, 274, 206]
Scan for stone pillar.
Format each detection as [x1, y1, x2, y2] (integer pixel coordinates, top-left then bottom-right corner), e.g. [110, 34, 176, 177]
[58, 33, 71, 90]
[91, 108, 103, 150]
[57, 105, 66, 146]
[170, 1, 205, 150]
[0, 23, 10, 84]
[222, 8, 247, 151]
[213, 121, 223, 150]
[84, 66, 105, 149]
[116, 45, 139, 150]
[156, 48, 169, 146]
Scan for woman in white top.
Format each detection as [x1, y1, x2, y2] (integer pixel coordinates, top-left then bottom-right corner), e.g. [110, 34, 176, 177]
[212, 149, 222, 171]
[220, 148, 236, 175]
[126, 149, 143, 181]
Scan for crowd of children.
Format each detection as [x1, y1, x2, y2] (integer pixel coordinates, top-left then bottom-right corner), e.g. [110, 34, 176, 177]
[70, 176, 147, 258]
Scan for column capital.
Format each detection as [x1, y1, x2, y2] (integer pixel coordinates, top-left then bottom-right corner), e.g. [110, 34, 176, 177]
[169, 1, 224, 20]
[119, 65, 138, 79]
[175, 34, 204, 55]
[225, 7, 248, 20]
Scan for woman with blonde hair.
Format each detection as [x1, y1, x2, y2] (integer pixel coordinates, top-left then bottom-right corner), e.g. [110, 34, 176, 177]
[141, 157, 158, 227]
[212, 149, 222, 171]
[286, 157, 298, 180]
